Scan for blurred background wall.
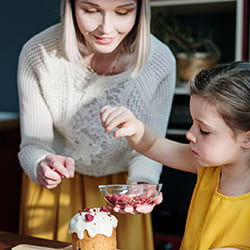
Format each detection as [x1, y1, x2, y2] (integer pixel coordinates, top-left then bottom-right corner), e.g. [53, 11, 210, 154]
[0, 1, 60, 112]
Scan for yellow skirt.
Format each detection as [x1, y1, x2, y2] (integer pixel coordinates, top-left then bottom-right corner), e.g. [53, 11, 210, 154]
[19, 172, 154, 250]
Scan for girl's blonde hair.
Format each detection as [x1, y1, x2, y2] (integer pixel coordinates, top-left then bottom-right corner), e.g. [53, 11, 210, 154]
[60, 0, 151, 77]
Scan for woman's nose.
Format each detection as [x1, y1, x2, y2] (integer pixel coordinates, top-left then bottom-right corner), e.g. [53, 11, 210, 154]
[99, 13, 114, 34]
[186, 126, 196, 143]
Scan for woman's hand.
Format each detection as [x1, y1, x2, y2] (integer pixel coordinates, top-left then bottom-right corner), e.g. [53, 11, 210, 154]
[37, 154, 75, 189]
[108, 192, 163, 215]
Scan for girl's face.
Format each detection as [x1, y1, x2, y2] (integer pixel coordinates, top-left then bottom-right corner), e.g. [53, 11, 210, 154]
[75, 0, 138, 54]
[186, 95, 245, 168]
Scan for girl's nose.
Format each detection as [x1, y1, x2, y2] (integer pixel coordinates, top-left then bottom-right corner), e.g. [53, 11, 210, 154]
[99, 13, 114, 34]
[186, 126, 197, 143]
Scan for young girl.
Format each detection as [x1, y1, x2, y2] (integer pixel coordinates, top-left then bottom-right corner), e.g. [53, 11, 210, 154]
[100, 61, 250, 250]
[17, 0, 176, 248]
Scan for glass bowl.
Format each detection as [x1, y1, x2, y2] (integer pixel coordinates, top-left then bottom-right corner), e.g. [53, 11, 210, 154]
[98, 184, 162, 208]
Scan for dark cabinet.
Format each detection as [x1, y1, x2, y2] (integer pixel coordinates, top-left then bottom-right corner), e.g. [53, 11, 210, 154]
[0, 115, 22, 233]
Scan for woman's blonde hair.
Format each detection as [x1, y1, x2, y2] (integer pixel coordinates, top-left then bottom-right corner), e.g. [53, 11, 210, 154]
[60, 0, 151, 77]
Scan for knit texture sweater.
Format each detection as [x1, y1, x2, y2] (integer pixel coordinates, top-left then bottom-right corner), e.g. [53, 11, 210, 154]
[17, 24, 176, 184]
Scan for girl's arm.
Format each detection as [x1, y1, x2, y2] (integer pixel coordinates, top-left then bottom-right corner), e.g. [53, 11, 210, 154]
[100, 106, 199, 174]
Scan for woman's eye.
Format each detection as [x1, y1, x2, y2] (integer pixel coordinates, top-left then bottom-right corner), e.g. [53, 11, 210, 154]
[84, 8, 98, 14]
[116, 7, 135, 16]
[116, 10, 129, 15]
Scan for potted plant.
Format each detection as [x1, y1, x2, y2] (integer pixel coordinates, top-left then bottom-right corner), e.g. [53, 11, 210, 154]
[151, 12, 221, 82]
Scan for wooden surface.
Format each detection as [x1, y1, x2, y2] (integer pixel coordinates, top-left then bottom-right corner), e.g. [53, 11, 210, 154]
[0, 231, 71, 249]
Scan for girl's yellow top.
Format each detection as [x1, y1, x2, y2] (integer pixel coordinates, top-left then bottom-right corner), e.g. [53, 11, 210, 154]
[180, 167, 250, 250]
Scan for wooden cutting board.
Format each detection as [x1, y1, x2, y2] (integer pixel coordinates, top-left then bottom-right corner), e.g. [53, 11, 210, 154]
[12, 245, 121, 250]
[12, 244, 72, 250]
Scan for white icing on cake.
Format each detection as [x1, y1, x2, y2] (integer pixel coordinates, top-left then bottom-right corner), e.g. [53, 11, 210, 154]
[68, 208, 118, 239]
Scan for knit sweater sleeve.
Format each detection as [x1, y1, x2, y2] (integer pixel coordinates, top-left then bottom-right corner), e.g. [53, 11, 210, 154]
[17, 36, 56, 184]
[127, 35, 176, 184]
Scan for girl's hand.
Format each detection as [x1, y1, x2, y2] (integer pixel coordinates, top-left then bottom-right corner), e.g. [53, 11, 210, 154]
[100, 105, 140, 138]
[37, 154, 75, 189]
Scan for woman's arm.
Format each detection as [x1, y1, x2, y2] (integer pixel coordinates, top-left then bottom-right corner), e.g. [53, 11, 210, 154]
[17, 44, 74, 186]
[17, 46, 55, 183]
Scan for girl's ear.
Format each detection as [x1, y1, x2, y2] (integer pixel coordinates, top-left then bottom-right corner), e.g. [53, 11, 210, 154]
[242, 131, 250, 150]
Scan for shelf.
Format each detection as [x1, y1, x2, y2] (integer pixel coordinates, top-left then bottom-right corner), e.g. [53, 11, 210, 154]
[150, 0, 244, 61]
[167, 128, 188, 136]
[151, 0, 246, 138]
[0, 112, 18, 121]
[175, 83, 189, 95]
[150, 0, 236, 7]
[0, 112, 19, 130]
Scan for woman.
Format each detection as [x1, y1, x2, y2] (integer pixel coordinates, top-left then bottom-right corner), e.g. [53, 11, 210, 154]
[17, 0, 176, 249]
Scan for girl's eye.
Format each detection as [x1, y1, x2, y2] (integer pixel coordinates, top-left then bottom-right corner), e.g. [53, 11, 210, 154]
[200, 129, 209, 135]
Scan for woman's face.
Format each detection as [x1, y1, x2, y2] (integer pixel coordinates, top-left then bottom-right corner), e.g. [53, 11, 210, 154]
[74, 0, 138, 54]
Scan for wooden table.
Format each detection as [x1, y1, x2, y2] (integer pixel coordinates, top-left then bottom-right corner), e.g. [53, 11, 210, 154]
[0, 231, 71, 249]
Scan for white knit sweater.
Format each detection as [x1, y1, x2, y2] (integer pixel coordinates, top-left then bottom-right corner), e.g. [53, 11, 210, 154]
[17, 24, 176, 184]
